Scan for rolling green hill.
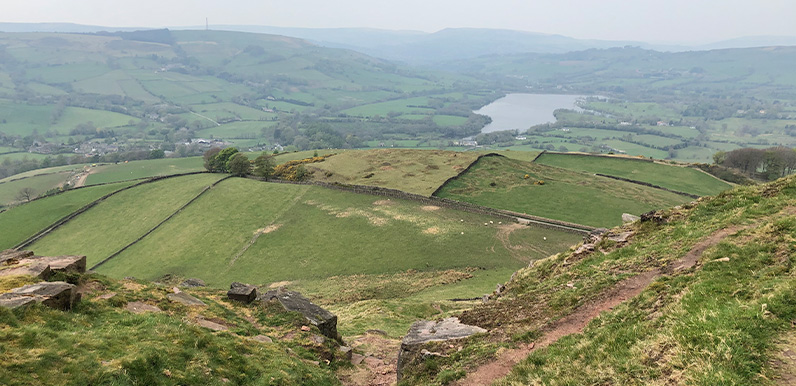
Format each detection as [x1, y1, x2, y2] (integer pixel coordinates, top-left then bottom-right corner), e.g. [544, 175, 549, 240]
[434, 155, 693, 227]
[0, 29, 490, 167]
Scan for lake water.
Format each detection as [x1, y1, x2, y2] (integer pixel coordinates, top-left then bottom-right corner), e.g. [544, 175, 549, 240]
[475, 93, 586, 133]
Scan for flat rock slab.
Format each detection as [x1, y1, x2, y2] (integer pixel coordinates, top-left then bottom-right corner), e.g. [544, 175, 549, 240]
[402, 317, 486, 346]
[180, 278, 206, 287]
[351, 353, 366, 365]
[0, 296, 37, 309]
[251, 335, 273, 343]
[196, 319, 228, 331]
[397, 317, 486, 381]
[227, 282, 257, 303]
[0, 253, 86, 280]
[0, 250, 34, 264]
[167, 292, 206, 307]
[0, 281, 77, 310]
[125, 301, 162, 314]
[0, 263, 51, 280]
[261, 289, 340, 341]
[36, 255, 86, 273]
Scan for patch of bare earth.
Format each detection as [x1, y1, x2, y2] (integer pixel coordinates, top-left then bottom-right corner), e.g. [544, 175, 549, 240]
[373, 200, 395, 206]
[339, 331, 400, 386]
[257, 224, 282, 234]
[421, 205, 440, 212]
[423, 227, 441, 235]
[771, 331, 796, 385]
[454, 226, 747, 386]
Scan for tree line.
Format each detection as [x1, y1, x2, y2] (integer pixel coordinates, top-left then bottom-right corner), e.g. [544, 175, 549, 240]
[714, 147, 796, 181]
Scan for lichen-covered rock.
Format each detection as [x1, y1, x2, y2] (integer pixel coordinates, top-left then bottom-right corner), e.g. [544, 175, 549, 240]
[167, 292, 206, 306]
[180, 278, 206, 287]
[261, 289, 340, 341]
[397, 317, 486, 381]
[227, 282, 257, 303]
[0, 281, 78, 310]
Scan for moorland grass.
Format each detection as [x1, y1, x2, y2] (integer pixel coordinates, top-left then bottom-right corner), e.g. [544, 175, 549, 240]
[435, 155, 690, 227]
[0, 274, 340, 385]
[305, 149, 480, 195]
[535, 152, 731, 196]
[493, 178, 796, 386]
[0, 181, 135, 250]
[29, 173, 224, 264]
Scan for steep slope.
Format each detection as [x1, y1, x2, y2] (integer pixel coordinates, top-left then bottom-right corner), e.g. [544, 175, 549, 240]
[399, 175, 796, 385]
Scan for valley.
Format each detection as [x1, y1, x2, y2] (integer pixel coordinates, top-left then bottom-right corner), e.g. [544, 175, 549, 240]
[1, 21, 795, 386]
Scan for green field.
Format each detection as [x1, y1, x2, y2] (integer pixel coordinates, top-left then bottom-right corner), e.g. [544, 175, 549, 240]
[0, 181, 135, 249]
[30, 173, 224, 261]
[84, 157, 205, 185]
[535, 153, 731, 196]
[0, 172, 72, 206]
[14, 173, 581, 336]
[435, 155, 692, 227]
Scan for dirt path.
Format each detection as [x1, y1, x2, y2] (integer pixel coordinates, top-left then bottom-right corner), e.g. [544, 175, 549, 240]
[73, 169, 90, 187]
[455, 226, 745, 386]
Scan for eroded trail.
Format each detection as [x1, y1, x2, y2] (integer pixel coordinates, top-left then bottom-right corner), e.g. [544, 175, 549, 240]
[455, 226, 745, 386]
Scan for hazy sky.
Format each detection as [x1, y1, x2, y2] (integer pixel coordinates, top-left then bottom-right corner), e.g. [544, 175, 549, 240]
[3, 0, 795, 44]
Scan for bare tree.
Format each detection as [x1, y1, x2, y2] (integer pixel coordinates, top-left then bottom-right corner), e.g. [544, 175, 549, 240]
[16, 187, 36, 202]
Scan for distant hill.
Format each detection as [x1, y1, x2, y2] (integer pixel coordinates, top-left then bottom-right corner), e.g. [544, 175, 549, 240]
[179, 25, 681, 64]
[0, 22, 146, 33]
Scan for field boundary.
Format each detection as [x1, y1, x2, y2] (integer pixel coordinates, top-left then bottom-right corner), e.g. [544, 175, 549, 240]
[430, 153, 503, 197]
[13, 172, 210, 250]
[90, 175, 232, 270]
[594, 173, 700, 198]
[252, 177, 595, 235]
[534, 151, 655, 163]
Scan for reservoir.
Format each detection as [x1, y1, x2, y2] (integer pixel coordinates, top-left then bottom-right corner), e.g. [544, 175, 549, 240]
[475, 93, 585, 133]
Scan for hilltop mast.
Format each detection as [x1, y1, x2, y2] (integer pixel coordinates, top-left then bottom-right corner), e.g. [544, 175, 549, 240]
[206, 18, 209, 31]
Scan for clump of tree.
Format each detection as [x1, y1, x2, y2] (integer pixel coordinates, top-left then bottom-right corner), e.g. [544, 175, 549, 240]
[227, 153, 251, 176]
[713, 146, 796, 181]
[252, 153, 276, 180]
[203, 147, 240, 173]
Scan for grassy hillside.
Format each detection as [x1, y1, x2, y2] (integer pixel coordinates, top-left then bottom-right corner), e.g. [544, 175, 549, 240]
[0, 273, 341, 385]
[0, 171, 72, 206]
[84, 157, 204, 185]
[399, 175, 796, 385]
[97, 178, 579, 284]
[535, 152, 732, 196]
[435, 155, 691, 227]
[13, 173, 581, 336]
[29, 173, 224, 262]
[304, 149, 481, 195]
[0, 181, 135, 249]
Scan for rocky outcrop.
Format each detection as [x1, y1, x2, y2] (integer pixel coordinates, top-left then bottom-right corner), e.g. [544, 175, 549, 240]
[227, 282, 257, 303]
[261, 289, 340, 342]
[0, 281, 78, 310]
[0, 250, 86, 280]
[397, 317, 487, 381]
